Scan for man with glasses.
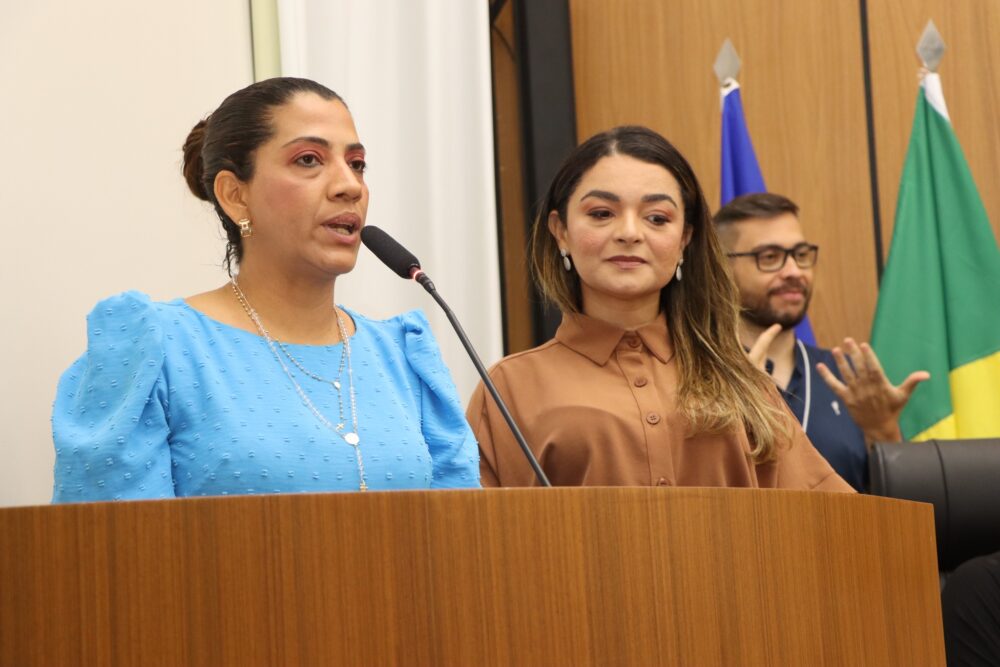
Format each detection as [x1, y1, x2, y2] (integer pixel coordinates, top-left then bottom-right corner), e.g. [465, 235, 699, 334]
[714, 193, 928, 491]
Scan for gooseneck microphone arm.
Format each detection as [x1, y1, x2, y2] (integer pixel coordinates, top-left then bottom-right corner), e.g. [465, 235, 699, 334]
[413, 268, 551, 487]
[360, 226, 552, 487]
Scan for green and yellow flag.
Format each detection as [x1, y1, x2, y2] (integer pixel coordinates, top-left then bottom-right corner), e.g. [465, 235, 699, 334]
[872, 72, 1000, 440]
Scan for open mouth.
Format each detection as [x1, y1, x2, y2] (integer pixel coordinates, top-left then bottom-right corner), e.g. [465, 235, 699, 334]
[322, 214, 361, 237]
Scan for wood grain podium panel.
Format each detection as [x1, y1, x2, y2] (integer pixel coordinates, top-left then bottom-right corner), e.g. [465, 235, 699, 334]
[0, 488, 943, 666]
[567, 0, 879, 347]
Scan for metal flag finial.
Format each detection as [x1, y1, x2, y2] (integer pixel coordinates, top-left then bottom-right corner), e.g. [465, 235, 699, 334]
[714, 39, 741, 86]
[917, 20, 945, 72]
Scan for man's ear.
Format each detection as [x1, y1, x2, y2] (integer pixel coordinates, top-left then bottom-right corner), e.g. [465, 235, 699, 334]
[547, 210, 568, 249]
[214, 170, 250, 223]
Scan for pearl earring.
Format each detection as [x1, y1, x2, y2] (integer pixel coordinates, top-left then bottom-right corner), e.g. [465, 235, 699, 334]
[560, 248, 572, 272]
[675, 257, 684, 281]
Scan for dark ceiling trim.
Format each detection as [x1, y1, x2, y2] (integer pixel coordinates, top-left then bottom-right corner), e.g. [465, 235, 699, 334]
[859, 0, 886, 284]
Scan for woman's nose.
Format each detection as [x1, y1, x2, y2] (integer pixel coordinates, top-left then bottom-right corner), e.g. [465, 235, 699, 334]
[328, 162, 364, 202]
[615, 213, 641, 243]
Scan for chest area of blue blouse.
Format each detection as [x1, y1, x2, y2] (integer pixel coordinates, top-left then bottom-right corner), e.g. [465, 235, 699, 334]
[158, 314, 434, 494]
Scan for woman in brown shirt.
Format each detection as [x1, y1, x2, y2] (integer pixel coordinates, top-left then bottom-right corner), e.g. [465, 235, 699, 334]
[467, 126, 851, 492]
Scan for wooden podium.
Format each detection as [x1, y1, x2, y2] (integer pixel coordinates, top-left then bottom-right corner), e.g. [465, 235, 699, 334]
[0, 488, 944, 666]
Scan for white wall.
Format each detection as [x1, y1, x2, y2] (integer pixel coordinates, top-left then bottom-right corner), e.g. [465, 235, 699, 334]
[0, 2, 253, 506]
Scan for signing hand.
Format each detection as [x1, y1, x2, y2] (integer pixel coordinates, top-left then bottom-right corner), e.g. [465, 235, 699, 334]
[746, 324, 783, 371]
[814, 338, 930, 445]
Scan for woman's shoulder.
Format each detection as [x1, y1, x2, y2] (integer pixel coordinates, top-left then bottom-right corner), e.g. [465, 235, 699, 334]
[78, 291, 217, 362]
[347, 307, 431, 335]
[84, 290, 187, 333]
[487, 338, 563, 373]
[344, 308, 445, 356]
[346, 308, 460, 393]
[60, 292, 177, 399]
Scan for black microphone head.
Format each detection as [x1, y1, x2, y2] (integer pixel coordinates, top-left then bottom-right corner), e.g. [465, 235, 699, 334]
[360, 225, 422, 279]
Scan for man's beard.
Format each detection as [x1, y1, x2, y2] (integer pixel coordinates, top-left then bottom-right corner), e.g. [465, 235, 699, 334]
[740, 280, 812, 330]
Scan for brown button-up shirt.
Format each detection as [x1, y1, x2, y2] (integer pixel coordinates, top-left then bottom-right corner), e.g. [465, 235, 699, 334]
[468, 312, 853, 492]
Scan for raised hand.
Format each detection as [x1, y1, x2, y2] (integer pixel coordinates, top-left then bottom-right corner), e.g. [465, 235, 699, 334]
[746, 324, 783, 371]
[815, 338, 930, 445]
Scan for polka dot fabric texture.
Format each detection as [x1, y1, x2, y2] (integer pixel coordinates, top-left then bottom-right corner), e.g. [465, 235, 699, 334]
[52, 291, 479, 502]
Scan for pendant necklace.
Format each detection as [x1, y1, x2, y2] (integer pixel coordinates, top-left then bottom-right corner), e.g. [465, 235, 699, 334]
[231, 277, 367, 491]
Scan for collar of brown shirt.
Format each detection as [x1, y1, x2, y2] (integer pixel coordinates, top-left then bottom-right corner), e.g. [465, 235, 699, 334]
[555, 311, 674, 366]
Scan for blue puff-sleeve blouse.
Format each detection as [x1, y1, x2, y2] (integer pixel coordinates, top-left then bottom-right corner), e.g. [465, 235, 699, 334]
[52, 291, 480, 502]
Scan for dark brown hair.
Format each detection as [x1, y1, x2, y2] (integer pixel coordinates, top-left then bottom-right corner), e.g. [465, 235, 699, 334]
[182, 77, 344, 273]
[713, 192, 799, 226]
[529, 126, 790, 461]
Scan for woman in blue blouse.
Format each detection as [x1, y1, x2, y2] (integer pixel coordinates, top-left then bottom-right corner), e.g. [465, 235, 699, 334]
[52, 78, 479, 501]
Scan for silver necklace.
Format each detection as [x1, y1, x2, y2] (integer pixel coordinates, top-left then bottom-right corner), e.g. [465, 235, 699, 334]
[256, 302, 350, 429]
[230, 277, 367, 491]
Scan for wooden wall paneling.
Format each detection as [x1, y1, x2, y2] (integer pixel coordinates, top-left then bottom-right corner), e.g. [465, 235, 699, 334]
[868, 0, 1000, 256]
[567, 0, 879, 346]
[491, 1, 535, 354]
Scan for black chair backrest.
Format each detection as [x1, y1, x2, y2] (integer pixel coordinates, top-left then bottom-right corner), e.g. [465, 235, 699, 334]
[869, 439, 1000, 571]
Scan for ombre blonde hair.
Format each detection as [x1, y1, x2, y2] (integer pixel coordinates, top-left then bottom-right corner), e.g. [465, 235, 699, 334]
[528, 126, 790, 462]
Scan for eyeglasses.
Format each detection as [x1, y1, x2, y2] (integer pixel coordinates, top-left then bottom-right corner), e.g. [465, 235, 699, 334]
[726, 243, 820, 272]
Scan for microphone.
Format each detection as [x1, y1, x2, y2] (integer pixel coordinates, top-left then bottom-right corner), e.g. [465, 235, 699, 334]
[359, 225, 422, 280]
[360, 224, 436, 290]
[360, 225, 551, 487]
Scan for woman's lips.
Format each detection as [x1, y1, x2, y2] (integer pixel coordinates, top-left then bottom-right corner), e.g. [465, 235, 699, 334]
[607, 256, 647, 269]
[321, 213, 362, 239]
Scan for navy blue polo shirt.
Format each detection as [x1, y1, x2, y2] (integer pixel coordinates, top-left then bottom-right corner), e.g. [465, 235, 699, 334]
[766, 341, 869, 491]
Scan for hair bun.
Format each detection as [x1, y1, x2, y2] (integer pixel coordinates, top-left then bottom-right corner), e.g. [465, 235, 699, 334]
[182, 118, 211, 201]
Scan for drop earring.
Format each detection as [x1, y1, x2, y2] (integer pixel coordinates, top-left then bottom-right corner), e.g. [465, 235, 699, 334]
[238, 218, 252, 238]
[675, 257, 684, 281]
[560, 248, 572, 272]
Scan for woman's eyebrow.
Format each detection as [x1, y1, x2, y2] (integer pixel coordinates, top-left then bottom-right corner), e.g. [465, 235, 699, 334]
[282, 135, 330, 148]
[279, 138, 366, 153]
[580, 189, 620, 202]
[641, 193, 677, 206]
[579, 190, 677, 207]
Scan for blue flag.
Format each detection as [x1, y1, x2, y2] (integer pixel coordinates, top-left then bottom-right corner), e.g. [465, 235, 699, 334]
[721, 86, 765, 203]
[720, 83, 816, 345]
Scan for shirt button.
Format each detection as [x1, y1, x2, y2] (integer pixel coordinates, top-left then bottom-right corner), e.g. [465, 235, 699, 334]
[656, 477, 668, 486]
[634, 377, 648, 387]
[627, 337, 641, 348]
[646, 412, 661, 425]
